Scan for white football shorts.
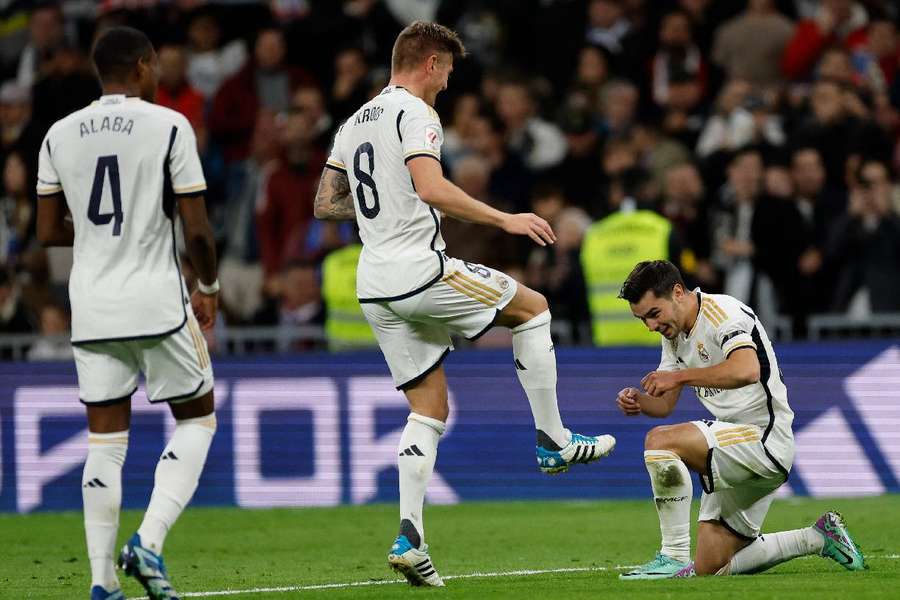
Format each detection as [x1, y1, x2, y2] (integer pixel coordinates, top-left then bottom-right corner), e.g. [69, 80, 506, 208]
[361, 256, 518, 390]
[692, 419, 793, 539]
[74, 308, 214, 404]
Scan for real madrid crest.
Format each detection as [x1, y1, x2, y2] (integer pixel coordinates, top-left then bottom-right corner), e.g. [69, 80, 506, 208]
[697, 342, 710, 362]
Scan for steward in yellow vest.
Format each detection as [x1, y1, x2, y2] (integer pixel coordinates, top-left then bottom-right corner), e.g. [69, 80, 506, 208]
[322, 244, 376, 350]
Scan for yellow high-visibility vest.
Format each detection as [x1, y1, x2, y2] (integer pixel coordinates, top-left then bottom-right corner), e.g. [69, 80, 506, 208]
[322, 244, 376, 350]
[580, 210, 671, 346]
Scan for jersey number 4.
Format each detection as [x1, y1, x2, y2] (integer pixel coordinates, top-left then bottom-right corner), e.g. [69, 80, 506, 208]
[353, 142, 379, 219]
[88, 155, 124, 236]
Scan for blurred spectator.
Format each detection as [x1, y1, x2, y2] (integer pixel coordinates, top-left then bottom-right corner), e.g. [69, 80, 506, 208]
[0, 81, 42, 174]
[441, 155, 520, 268]
[254, 259, 324, 328]
[630, 121, 691, 191]
[209, 26, 314, 163]
[442, 92, 481, 171]
[494, 79, 567, 171]
[782, 0, 869, 81]
[0, 151, 34, 268]
[827, 158, 900, 315]
[696, 80, 786, 158]
[29, 42, 100, 128]
[465, 113, 532, 212]
[792, 78, 893, 190]
[218, 113, 280, 324]
[156, 44, 206, 145]
[27, 303, 73, 361]
[660, 162, 715, 288]
[599, 78, 639, 139]
[292, 84, 332, 151]
[585, 0, 631, 57]
[710, 147, 764, 304]
[712, 0, 794, 88]
[551, 103, 603, 209]
[0, 269, 31, 341]
[330, 46, 369, 123]
[185, 10, 247, 100]
[16, 2, 66, 89]
[572, 44, 611, 107]
[817, 46, 856, 85]
[659, 65, 707, 149]
[256, 86, 326, 280]
[854, 18, 900, 93]
[651, 11, 707, 109]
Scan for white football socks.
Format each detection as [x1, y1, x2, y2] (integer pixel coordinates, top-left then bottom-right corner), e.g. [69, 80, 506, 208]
[398, 413, 445, 549]
[718, 527, 825, 575]
[83, 430, 129, 591]
[644, 450, 692, 563]
[137, 414, 216, 554]
[511, 310, 568, 447]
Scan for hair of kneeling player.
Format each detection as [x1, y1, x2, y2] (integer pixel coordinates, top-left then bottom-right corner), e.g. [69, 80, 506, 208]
[91, 26, 154, 84]
[618, 260, 686, 303]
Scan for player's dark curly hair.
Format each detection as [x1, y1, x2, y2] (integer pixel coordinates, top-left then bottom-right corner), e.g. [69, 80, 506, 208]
[618, 260, 685, 303]
[391, 21, 466, 73]
[91, 26, 154, 84]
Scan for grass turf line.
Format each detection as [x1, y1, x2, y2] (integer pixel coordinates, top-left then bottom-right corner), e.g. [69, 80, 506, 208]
[1, 495, 897, 599]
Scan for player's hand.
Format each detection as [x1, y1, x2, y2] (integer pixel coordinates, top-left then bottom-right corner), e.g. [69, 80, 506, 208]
[641, 370, 681, 396]
[191, 289, 218, 330]
[501, 213, 556, 246]
[616, 387, 642, 416]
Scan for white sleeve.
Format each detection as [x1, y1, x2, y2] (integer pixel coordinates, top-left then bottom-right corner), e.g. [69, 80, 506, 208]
[658, 338, 679, 372]
[401, 103, 442, 163]
[326, 122, 347, 173]
[36, 134, 62, 196]
[170, 119, 206, 195]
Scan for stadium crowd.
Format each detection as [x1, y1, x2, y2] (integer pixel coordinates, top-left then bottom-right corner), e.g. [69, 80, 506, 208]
[1, 0, 900, 357]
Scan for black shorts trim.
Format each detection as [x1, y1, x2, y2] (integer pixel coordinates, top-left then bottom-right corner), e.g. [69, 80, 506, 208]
[149, 379, 207, 404]
[173, 190, 206, 198]
[71, 317, 187, 346]
[699, 448, 715, 494]
[763, 446, 791, 482]
[358, 270, 443, 304]
[718, 517, 757, 542]
[396, 347, 451, 391]
[404, 152, 440, 164]
[324, 162, 347, 174]
[467, 309, 500, 341]
[79, 387, 137, 406]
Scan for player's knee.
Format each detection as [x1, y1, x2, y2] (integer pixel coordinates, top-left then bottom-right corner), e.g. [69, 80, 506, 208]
[644, 426, 676, 452]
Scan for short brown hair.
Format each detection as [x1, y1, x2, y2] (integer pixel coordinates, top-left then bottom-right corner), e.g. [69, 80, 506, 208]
[391, 21, 466, 73]
[618, 260, 685, 303]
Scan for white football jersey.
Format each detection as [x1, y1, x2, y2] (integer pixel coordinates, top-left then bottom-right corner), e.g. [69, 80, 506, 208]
[659, 290, 795, 468]
[326, 85, 446, 302]
[37, 95, 206, 344]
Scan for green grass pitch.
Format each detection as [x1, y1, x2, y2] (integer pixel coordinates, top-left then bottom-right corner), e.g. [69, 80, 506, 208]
[2, 495, 898, 599]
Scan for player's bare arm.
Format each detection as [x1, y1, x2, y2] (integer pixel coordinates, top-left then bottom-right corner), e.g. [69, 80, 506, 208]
[617, 385, 683, 418]
[641, 348, 760, 396]
[313, 167, 355, 220]
[407, 156, 556, 246]
[178, 194, 218, 329]
[36, 193, 74, 247]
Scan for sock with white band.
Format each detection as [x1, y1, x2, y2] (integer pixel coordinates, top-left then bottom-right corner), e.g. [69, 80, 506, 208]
[83, 430, 129, 591]
[644, 450, 692, 563]
[511, 310, 568, 448]
[718, 528, 825, 575]
[397, 412, 445, 549]
[137, 413, 216, 554]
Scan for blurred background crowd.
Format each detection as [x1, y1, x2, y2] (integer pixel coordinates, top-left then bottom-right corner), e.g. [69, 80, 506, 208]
[1, 0, 900, 358]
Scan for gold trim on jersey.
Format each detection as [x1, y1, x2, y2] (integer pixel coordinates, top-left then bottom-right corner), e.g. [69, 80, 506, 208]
[700, 306, 723, 328]
[37, 184, 63, 194]
[719, 434, 762, 447]
[403, 149, 440, 160]
[326, 159, 346, 169]
[644, 454, 681, 463]
[714, 425, 758, 437]
[453, 271, 501, 299]
[704, 298, 728, 322]
[724, 342, 757, 357]
[174, 183, 207, 194]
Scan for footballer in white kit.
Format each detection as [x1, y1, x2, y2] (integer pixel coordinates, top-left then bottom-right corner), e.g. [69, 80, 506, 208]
[36, 27, 219, 600]
[615, 260, 865, 579]
[314, 21, 615, 587]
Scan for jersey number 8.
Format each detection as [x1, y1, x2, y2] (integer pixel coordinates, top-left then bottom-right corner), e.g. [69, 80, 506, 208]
[353, 142, 379, 219]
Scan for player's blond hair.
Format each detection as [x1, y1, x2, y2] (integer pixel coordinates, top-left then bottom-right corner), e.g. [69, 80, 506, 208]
[391, 21, 466, 73]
